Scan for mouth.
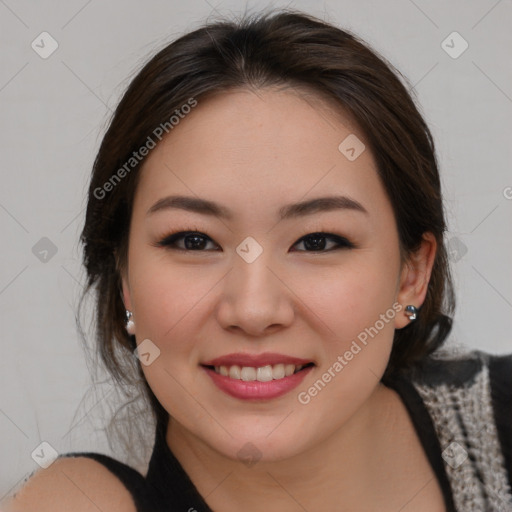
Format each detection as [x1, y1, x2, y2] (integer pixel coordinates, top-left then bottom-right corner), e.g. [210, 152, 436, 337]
[201, 362, 315, 382]
[200, 352, 316, 400]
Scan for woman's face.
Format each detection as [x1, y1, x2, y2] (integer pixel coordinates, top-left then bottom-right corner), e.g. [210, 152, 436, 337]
[121, 87, 426, 462]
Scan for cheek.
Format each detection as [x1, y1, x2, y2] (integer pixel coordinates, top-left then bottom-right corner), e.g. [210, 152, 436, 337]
[296, 253, 399, 344]
[292, 258, 399, 433]
[129, 252, 216, 343]
[294, 252, 400, 408]
[129, 259, 219, 427]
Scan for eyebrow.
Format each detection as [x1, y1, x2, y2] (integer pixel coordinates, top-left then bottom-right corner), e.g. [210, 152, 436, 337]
[146, 194, 368, 220]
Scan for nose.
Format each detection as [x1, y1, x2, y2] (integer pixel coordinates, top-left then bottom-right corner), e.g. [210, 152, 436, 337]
[215, 253, 295, 337]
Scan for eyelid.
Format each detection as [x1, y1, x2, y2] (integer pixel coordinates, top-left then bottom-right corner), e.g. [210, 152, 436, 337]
[153, 229, 218, 251]
[153, 228, 356, 252]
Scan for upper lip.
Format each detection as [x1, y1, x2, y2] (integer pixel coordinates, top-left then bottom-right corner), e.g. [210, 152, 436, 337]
[202, 352, 314, 367]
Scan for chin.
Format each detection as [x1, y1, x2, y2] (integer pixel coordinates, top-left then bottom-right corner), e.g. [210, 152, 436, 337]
[203, 421, 315, 465]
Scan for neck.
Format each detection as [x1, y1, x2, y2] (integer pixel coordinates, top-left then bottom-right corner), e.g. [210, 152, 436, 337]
[166, 383, 401, 512]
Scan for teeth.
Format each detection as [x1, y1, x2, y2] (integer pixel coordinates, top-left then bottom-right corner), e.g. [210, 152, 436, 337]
[284, 364, 295, 377]
[229, 365, 241, 379]
[273, 364, 285, 379]
[241, 366, 256, 381]
[256, 365, 273, 382]
[212, 363, 308, 381]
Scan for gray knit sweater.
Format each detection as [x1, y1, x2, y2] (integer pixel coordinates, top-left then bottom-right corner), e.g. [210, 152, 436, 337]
[386, 349, 512, 511]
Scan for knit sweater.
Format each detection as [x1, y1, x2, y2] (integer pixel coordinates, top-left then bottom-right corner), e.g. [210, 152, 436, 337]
[384, 349, 512, 511]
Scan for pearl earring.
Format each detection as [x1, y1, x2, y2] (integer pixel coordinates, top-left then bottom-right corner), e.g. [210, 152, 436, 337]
[405, 305, 418, 321]
[125, 310, 135, 335]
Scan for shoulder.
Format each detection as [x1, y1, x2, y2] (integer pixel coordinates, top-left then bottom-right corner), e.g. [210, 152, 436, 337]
[406, 348, 512, 449]
[487, 350, 512, 391]
[2, 454, 140, 512]
[406, 348, 512, 389]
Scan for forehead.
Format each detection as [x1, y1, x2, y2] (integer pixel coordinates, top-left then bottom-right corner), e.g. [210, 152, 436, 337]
[133, 87, 389, 224]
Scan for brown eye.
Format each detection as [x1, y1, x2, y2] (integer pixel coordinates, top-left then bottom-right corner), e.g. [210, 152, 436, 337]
[291, 233, 354, 252]
[157, 231, 219, 251]
[155, 230, 355, 253]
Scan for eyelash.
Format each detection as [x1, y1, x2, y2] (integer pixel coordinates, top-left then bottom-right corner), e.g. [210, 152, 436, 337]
[152, 227, 356, 253]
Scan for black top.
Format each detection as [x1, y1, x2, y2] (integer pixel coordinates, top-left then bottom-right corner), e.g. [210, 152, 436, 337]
[62, 351, 512, 512]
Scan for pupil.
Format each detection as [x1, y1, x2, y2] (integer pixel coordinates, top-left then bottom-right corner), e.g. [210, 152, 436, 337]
[305, 234, 326, 250]
[185, 234, 206, 250]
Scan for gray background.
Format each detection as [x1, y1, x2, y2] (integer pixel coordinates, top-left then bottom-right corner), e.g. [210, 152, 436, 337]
[1, 0, 511, 498]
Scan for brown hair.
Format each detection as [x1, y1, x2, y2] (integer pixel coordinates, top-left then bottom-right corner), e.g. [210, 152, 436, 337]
[79, 8, 455, 438]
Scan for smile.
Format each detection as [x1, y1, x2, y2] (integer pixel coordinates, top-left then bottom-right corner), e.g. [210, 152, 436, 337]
[209, 363, 313, 381]
[201, 362, 315, 401]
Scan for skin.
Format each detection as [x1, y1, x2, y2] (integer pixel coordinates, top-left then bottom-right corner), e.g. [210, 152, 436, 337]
[120, 87, 444, 511]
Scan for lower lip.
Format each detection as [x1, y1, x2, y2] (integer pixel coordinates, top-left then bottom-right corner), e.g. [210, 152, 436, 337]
[202, 365, 314, 401]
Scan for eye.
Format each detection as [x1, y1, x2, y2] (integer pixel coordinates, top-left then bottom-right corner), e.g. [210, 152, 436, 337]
[155, 231, 219, 251]
[154, 230, 355, 252]
[291, 232, 355, 252]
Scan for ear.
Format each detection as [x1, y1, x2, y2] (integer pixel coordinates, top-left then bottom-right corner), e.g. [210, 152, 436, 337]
[394, 232, 437, 329]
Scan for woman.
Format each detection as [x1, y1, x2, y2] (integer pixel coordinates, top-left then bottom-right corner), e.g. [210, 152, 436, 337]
[5, 8, 511, 512]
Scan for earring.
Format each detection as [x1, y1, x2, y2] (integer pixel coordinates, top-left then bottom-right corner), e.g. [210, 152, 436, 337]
[405, 305, 418, 321]
[125, 310, 135, 335]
